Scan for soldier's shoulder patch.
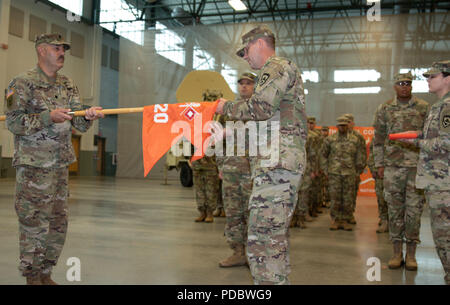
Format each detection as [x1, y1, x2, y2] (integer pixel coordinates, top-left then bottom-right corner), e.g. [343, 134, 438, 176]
[259, 73, 270, 86]
[440, 106, 450, 132]
[257, 61, 284, 88]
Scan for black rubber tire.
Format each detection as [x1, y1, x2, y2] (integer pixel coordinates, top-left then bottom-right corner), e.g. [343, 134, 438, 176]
[180, 162, 193, 187]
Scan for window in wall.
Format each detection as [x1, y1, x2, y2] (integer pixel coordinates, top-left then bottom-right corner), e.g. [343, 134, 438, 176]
[301, 71, 319, 83]
[155, 22, 185, 66]
[49, 0, 83, 16]
[399, 68, 429, 93]
[334, 87, 381, 94]
[100, 0, 145, 46]
[221, 65, 237, 93]
[334, 69, 380, 82]
[193, 47, 215, 70]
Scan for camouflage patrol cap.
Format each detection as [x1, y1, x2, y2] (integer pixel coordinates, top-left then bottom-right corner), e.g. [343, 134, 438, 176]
[423, 60, 450, 77]
[343, 113, 354, 122]
[307, 117, 316, 123]
[321, 126, 329, 131]
[238, 72, 257, 83]
[394, 71, 413, 83]
[35, 33, 70, 50]
[236, 25, 275, 57]
[336, 116, 349, 125]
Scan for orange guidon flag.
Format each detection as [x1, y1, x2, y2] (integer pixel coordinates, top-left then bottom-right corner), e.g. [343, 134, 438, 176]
[142, 100, 219, 176]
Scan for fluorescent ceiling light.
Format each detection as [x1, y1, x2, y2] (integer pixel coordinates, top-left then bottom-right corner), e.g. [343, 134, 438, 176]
[334, 87, 381, 94]
[228, 0, 247, 11]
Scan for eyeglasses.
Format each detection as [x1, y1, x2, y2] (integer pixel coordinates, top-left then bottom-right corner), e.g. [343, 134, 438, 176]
[396, 81, 412, 87]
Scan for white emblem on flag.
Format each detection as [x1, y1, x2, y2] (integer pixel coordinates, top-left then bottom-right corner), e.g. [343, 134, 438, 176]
[179, 103, 200, 121]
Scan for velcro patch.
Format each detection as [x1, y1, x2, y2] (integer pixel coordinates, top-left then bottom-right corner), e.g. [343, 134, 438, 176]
[441, 111, 450, 130]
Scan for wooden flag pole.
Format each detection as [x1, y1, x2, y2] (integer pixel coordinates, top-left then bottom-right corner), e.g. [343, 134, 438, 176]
[0, 107, 145, 121]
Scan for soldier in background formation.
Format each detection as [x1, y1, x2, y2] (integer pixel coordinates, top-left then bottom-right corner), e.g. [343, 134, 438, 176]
[290, 124, 318, 229]
[202, 91, 226, 219]
[368, 140, 389, 233]
[321, 116, 365, 231]
[216, 72, 255, 268]
[343, 114, 367, 224]
[320, 126, 331, 208]
[306, 117, 324, 217]
[5, 33, 104, 285]
[372, 72, 429, 271]
[192, 155, 219, 223]
[392, 60, 449, 284]
[193, 90, 224, 223]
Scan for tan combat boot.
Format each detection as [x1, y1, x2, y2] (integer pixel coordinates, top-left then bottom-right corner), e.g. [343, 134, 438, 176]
[304, 214, 313, 222]
[290, 215, 298, 228]
[316, 206, 323, 214]
[204, 211, 214, 223]
[219, 244, 247, 268]
[376, 220, 389, 233]
[388, 241, 404, 269]
[26, 274, 41, 285]
[40, 273, 58, 285]
[405, 242, 418, 271]
[212, 208, 221, 217]
[220, 209, 226, 217]
[348, 215, 357, 224]
[329, 219, 339, 230]
[342, 221, 353, 231]
[296, 216, 307, 229]
[195, 211, 206, 222]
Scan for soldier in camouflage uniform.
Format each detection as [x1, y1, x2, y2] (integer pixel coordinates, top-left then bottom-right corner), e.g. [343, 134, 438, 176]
[192, 155, 219, 223]
[372, 72, 429, 270]
[368, 140, 389, 233]
[321, 117, 365, 231]
[307, 117, 323, 217]
[291, 130, 318, 228]
[216, 25, 307, 285]
[320, 126, 331, 208]
[5, 33, 104, 285]
[216, 72, 255, 268]
[394, 61, 450, 284]
[343, 114, 367, 224]
[201, 91, 225, 219]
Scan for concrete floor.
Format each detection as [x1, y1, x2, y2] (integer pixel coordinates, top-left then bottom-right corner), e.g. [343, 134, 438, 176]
[0, 176, 446, 285]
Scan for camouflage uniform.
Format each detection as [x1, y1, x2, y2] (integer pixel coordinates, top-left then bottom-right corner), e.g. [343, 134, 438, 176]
[415, 61, 450, 284]
[191, 156, 219, 214]
[368, 141, 388, 223]
[307, 117, 323, 216]
[216, 88, 254, 252]
[372, 73, 429, 244]
[321, 117, 365, 226]
[226, 26, 307, 284]
[294, 132, 318, 220]
[320, 126, 331, 206]
[5, 34, 92, 279]
[344, 114, 367, 221]
[203, 90, 224, 216]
